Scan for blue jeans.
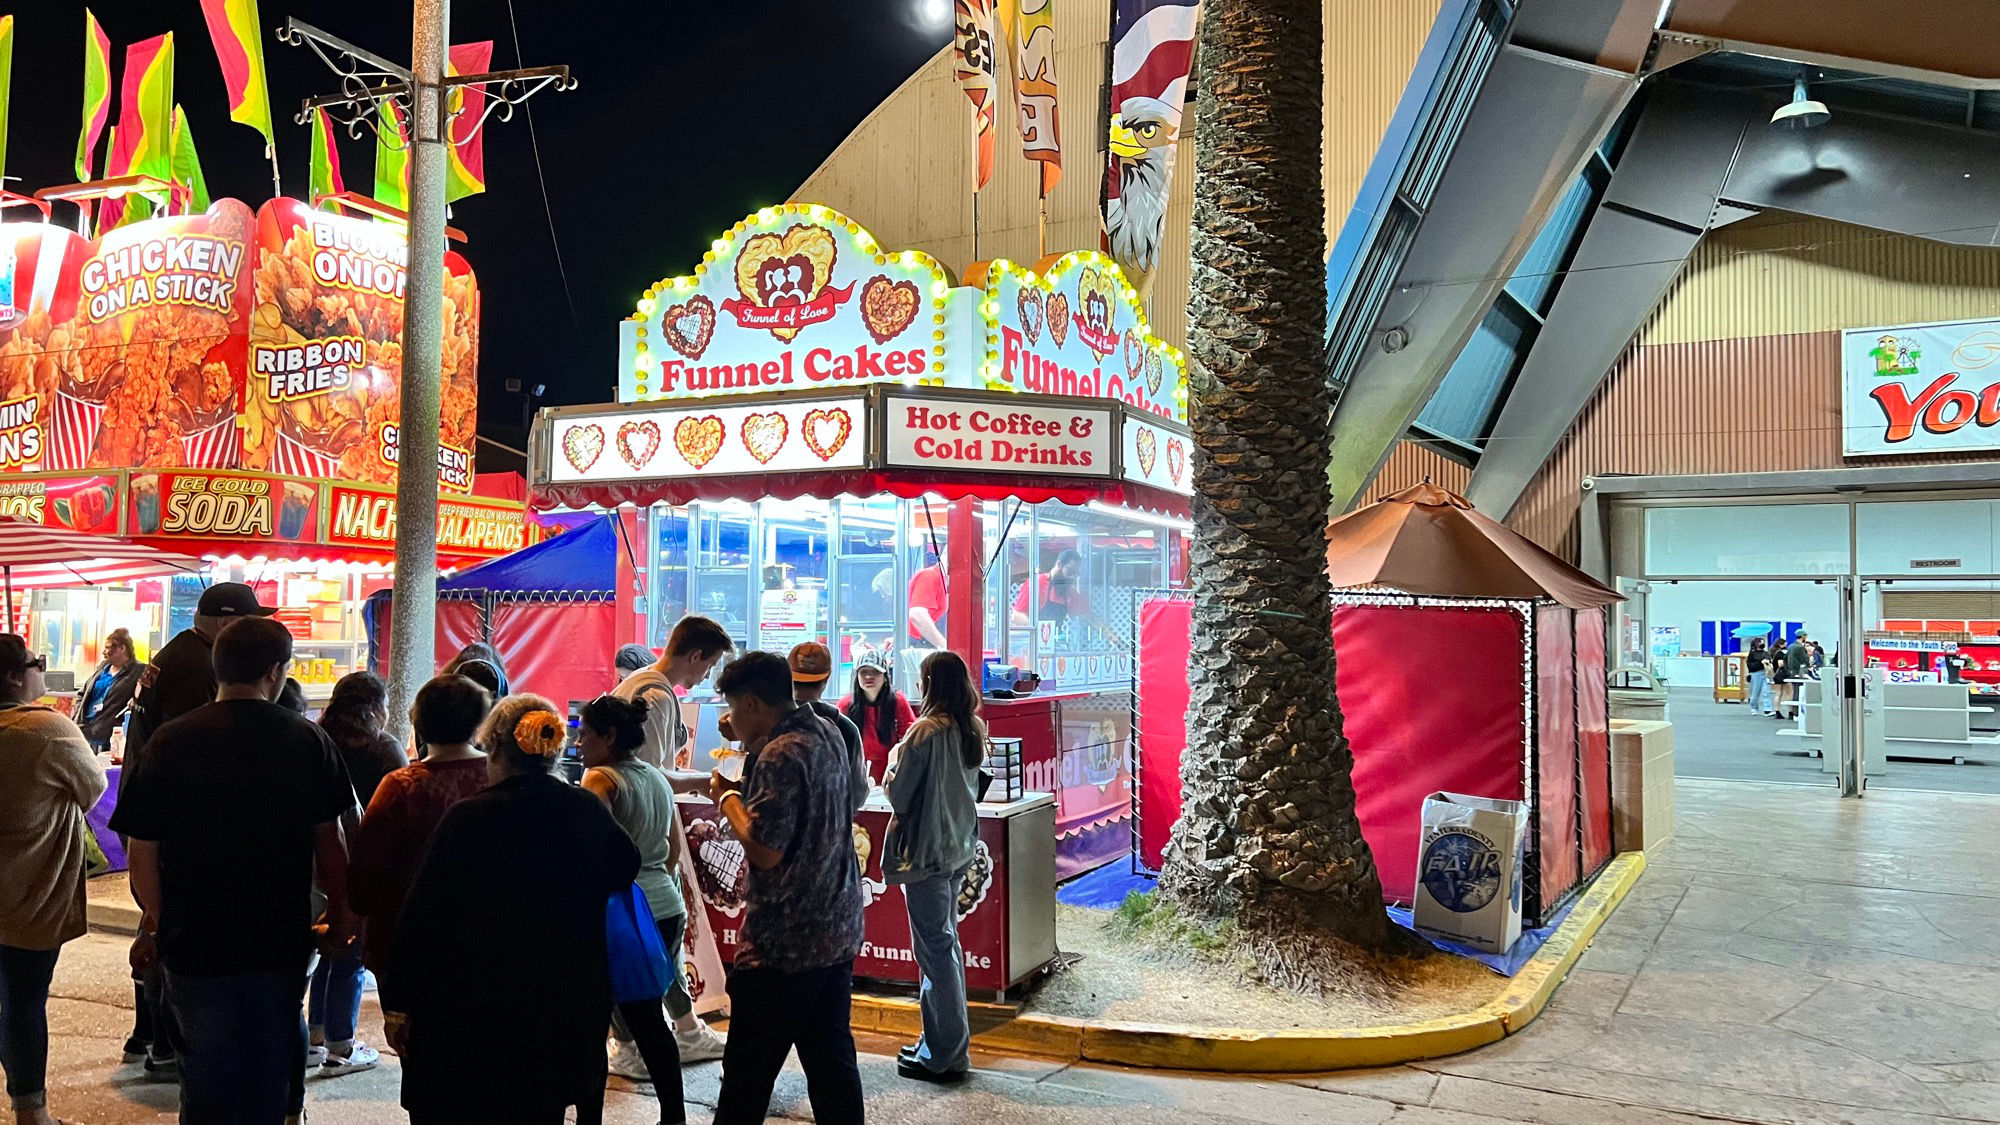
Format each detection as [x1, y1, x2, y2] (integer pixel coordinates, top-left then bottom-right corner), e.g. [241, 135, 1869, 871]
[901, 870, 970, 1074]
[0, 943, 61, 1110]
[1749, 670, 1769, 713]
[167, 966, 309, 1124]
[308, 947, 365, 1045]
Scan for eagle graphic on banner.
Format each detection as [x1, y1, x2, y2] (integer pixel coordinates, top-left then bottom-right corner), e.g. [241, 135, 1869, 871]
[1102, 0, 1199, 287]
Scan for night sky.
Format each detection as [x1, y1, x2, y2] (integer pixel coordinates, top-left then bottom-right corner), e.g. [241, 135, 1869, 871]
[6, 0, 952, 469]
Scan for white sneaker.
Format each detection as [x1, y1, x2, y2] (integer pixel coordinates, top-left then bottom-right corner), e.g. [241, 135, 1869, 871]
[608, 1039, 651, 1081]
[320, 1042, 379, 1076]
[304, 1044, 328, 1069]
[675, 1023, 727, 1063]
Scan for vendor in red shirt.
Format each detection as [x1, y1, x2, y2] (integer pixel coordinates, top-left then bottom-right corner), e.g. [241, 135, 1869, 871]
[903, 551, 950, 685]
[1010, 549, 1090, 626]
[839, 648, 916, 784]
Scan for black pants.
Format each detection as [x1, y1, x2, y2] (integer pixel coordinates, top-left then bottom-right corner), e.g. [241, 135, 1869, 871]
[577, 987, 685, 1125]
[0, 943, 60, 1109]
[714, 962, 863, 1125]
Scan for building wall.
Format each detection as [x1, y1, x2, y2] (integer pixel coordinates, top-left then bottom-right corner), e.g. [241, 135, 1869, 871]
[1507, 211, 2000, 562]
[789, 0, 1443, 354]
[1357, 438, 1472, 506]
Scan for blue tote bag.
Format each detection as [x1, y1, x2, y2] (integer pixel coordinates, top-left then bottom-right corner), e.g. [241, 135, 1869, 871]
[606, 883, 676, 1005]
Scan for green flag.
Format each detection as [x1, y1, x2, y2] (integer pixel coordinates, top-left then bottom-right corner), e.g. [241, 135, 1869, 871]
[310, 107, 344, 199]
[373, 98, 409, 210]
[170, 106, 210, 212]
[77, 10, 111, 179]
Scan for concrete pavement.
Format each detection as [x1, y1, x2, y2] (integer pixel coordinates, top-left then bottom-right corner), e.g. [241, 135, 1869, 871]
[36, 776, 2000, 1122]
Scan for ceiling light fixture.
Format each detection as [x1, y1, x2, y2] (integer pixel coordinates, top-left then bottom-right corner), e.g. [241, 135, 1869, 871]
[1771, 75, 1831, 130]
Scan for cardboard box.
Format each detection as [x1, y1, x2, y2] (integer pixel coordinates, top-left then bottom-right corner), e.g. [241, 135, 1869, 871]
[1412, 791, 1527, 954]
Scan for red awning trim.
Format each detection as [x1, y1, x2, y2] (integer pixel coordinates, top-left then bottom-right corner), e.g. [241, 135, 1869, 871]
[532, 470, 1191, 520]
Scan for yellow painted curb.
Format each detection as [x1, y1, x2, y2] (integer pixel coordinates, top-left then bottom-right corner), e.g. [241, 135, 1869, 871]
[850, 850, 1647, 1073]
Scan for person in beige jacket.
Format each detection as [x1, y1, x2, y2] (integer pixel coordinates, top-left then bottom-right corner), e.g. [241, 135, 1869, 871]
[0, 634, 105, 1125]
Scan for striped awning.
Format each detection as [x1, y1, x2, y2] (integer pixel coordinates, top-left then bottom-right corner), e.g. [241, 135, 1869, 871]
[0, 520, 204, 591]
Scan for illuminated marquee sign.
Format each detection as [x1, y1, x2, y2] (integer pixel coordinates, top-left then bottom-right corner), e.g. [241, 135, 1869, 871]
[620, 205, 951, 402]
[1119, 416, 1194, 496]
[326, 485, 526, 559]
[547, 397, 870, 484]
[614, 205, 1188, 423]
[130, 470, 320, 544]
[882, 393, 1114, 478]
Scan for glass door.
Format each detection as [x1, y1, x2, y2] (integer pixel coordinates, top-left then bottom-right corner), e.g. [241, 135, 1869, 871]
[1639, 576, 1842, 788]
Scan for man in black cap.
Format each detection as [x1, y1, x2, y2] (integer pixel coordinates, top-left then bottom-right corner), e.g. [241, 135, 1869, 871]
[125, 583, 277, 778]
[117, 581, 275, 1081]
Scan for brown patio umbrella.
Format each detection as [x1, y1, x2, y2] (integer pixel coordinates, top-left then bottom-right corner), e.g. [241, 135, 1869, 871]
[1325, 483, 1620, 609]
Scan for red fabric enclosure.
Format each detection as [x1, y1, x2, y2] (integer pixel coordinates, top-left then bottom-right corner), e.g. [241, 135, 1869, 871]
[371, 598, 484, 680]
[1136, 599, 1193, 870]
[491, 601, 616, 712]
[1337, 604, 1527, 903]
[1535, 604, 1580, 910]
[1576, 608, 1613, 873]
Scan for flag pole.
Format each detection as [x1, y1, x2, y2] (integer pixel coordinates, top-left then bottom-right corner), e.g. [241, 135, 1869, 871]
[267, 143, 281, 199]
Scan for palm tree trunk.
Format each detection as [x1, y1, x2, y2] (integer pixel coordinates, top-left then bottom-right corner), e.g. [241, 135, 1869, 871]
[1158, 0, 1395, 968]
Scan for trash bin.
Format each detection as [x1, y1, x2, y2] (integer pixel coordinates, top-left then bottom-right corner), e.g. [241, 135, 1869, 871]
[1609, 666, 1668, 721]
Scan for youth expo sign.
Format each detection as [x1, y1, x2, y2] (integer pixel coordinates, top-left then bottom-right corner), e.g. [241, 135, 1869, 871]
[1843, 318, 2000, 456]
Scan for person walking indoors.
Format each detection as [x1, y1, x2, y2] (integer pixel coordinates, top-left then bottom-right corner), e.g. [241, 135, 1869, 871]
[840, 648, 914, 786]
[381, 695, 640, 1125]
[578, 694, 688, 1124]
[707, 652, 866, 1125]
[302, 672, 409, 1079]
[1769, 638, 1792, 721]
[120, 582, 276, 1081]
[0, 636, 105, 1125]
[78, 628, 141, 753]
[347, 675, 493, 979]
[1789, 631, 1814, 685]
[110, 618, 360, 1125]
[611, 615, 735, 1065]
[790, 642, 868, 816]
[883, 650, 985, 1085]
[1745, 638, 1772, 716]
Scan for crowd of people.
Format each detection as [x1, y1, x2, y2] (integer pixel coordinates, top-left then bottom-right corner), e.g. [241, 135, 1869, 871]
[0, 581, 989, 1125]
[1743, 631, 1828, 718]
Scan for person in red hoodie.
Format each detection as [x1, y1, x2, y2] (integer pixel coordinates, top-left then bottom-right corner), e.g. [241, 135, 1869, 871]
[839, 648, 916, 785]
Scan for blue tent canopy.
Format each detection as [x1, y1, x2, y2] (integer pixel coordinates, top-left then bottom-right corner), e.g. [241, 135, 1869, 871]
[441, 513, 618, 598]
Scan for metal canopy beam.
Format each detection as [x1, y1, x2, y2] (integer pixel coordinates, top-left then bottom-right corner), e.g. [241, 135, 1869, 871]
[1466, 82, 2000, 522]
[1324, 44, 1634, 510]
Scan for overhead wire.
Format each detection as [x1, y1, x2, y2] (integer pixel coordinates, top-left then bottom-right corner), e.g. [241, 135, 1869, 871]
[504, 0, 581, 337]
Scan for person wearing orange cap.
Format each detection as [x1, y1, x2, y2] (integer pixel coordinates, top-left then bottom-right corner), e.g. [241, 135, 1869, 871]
[788, 643, 868, 819]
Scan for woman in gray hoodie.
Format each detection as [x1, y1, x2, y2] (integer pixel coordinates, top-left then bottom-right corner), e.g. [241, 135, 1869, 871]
[882, 650, 985, 1084]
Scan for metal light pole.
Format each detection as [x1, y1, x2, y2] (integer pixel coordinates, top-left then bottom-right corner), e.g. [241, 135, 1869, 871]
[388, 0, 448, 734]
[279, 9, 574, 736]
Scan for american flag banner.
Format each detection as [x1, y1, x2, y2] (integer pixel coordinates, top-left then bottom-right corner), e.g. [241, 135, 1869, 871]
[1102, 0, 1200, 282]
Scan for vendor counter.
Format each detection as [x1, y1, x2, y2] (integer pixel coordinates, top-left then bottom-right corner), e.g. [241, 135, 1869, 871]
[984, 689, 1133, 880]
[675, 791, 1056, 997]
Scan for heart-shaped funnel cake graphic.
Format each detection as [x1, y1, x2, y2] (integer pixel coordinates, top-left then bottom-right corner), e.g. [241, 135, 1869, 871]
[802, 407, 852, 461]
[741, 412, 789, 464]
[1017, 288, 1044, 345]
[660, 295, 716, 359]
[1134, 426, 1157, 476]
[616, 420, 661, 470]
[860, 275, 919, 344]
[734, 225, 839, 341]
[562, 424, 604, 474]
[673, 415, 725, 469]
